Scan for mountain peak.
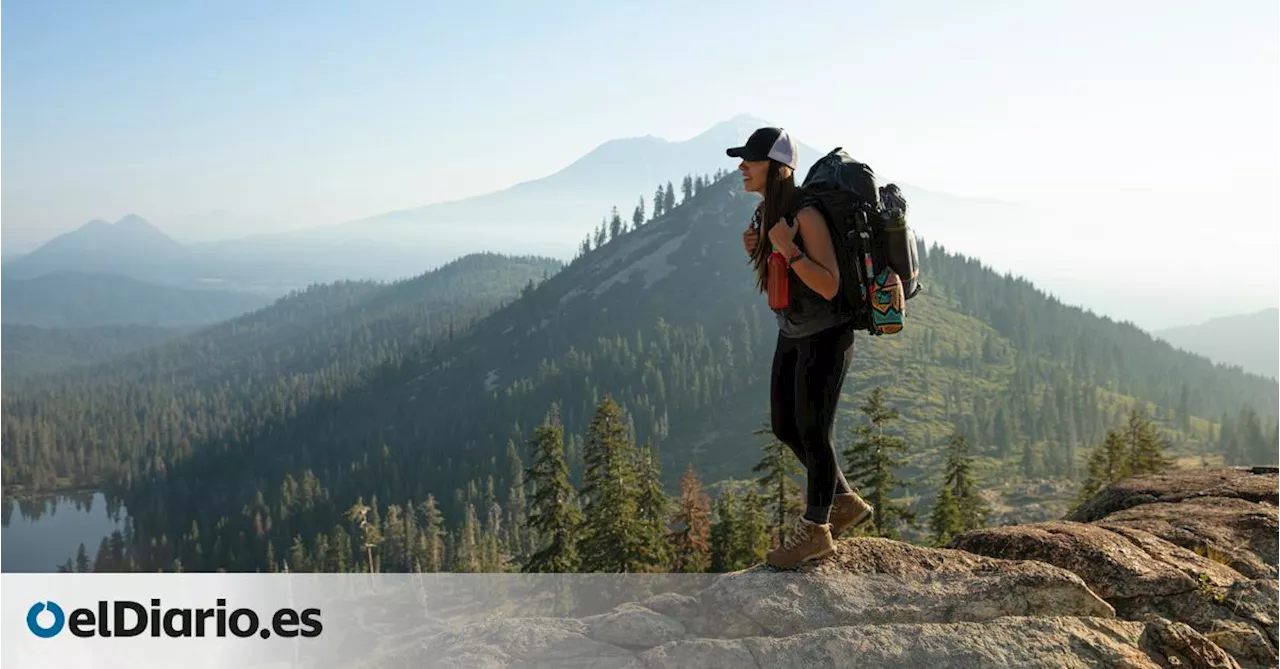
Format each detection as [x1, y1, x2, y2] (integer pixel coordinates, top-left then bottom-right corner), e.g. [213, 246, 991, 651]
[2, 212, 189, 282]
[694, 114, 775, 144]
[114, 214, 167, 236]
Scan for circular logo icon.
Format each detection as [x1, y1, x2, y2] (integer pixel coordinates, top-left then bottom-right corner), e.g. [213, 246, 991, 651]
[27, 602, 66, 638]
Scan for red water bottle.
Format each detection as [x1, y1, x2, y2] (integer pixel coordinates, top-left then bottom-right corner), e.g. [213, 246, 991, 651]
[767, 249, 789, 309]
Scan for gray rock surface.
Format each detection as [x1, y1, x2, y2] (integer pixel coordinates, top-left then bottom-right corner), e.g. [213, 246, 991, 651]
[1095, 496, 1278, 579]
[954, 467, 1278, 668]
[949, 521, 1242, 600]
[1068, 467, 1278, 523]
[352, 467, 1275, 669]
[690, 538, 1114, 638]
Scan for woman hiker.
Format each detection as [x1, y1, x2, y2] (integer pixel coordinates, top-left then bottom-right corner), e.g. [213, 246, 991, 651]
[728, 126, 874, 569]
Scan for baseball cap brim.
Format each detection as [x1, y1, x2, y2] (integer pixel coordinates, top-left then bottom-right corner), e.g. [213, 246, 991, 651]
[726, 146, 767, 161]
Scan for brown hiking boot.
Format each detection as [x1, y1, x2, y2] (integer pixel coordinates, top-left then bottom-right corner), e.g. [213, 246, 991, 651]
[766, 516, 836, 569]
[830, 491, 874, 538]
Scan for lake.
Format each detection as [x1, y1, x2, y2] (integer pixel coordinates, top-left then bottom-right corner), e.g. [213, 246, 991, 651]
[1, 491, 128, 572]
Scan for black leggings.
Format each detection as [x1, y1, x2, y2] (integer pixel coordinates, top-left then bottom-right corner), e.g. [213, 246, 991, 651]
[770, 321, 857, 510]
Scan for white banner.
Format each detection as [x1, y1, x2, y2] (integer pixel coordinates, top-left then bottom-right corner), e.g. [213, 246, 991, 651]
[2, 572, 729, 668]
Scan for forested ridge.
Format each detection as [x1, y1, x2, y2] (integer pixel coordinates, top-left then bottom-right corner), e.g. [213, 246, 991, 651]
[1, 271, 272, 328]
[3, 171, 1275, 574]
[2, 252, 563, 494]
[2, 323, 187, 382]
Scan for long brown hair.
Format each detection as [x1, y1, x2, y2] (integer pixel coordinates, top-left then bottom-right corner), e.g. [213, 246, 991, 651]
[750, 160, 800, 292]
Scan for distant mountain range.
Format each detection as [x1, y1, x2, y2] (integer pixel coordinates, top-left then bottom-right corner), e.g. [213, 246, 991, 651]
[331, 114, 1030, 261]
[1155, 308, 1279, 380]
[2, 215, 192, 284]
[1, 272, 273, 329]
[13, 115, 1246, 336]
[2, 115, 1032, 301]
[0, 215, 449, 296]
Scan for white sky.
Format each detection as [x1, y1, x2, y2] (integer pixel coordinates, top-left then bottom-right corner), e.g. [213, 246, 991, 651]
[2, 0, 1277, 320]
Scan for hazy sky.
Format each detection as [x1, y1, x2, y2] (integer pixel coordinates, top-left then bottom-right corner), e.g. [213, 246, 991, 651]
[4, 1, 1278, 290]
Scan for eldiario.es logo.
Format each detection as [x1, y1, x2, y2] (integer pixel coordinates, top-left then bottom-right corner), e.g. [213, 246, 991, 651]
[27, 599, 322, 639]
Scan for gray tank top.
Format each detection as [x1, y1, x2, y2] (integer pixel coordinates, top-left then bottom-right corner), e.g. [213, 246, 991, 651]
[765, 206, 853, 338]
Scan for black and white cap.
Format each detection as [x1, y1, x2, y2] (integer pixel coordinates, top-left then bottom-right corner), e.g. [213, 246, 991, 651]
[726, 127, 798, 170]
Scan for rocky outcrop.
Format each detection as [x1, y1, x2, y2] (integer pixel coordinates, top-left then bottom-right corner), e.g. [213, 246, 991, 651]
[685, 538, 1114, 638]
[353, 467, 1274, 669]
[952, 466, 1279, 668]
[948, 521, 1242, 601]
[1067, 466, 1278, 523]
[382, 542, 1237, 668]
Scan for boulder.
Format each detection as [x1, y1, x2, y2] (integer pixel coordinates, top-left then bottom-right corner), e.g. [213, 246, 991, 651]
[689, 537, 1113, 638]
[582, 604, 687, 649]
[1069, 467, 1278, 523]
[1094, 496, 1278, 580]
[418, 617, 638, 668]
[639, 617, 1237, 669]
[398, 612, 1239, 669]
[948, 522, 1241, 600]
[952, 465, 1278, 669]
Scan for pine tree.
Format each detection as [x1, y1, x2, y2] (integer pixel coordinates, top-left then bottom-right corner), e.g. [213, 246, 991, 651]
[653, 185, 665, 220]
[418, 495, 445, 572]
[1176, 384, 1192, 433]
[578, 396, 645, 572]
[750, 420, 802, 545]
[400, 499, 419, 572]
[1237, 406, 1268, 465]
[482, 499, 504, 572]
[709, 489, 740, 572]
[670, 464, 711, 573]
[1219, 412, 1240, 465]
[329, 525, 352, 573]
[75, 543, 91, 573]
[594, 219, 606, 248]
[843, 388, 915, 539]
[505, 441, 528, 558]
[1021, 442, 1041, 478]
[928, 488, 962, 546]
[737, 488, 770, 567]
[453, 503, 481, 572]
[288, 535, 309, 572]
[632, 197, 645, 230]
[381, 505, 406, 572]
[523, 406, 583, 573]
[992, 407, 1012, 459]
[1125, 409, 1172, 475]
[664, 182, 676, 213]
[1076, 431, 1130, 505]
[634, 444, 673, 571]
[931, 432, 988, 545]
[681, 175, 694, 203]
[346, 499, 381, 572]
[609, 206, 624, 240]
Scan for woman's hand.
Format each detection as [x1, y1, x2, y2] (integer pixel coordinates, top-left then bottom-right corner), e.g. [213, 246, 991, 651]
[767, 217, 799, 255]
[743, 224, 759, 256]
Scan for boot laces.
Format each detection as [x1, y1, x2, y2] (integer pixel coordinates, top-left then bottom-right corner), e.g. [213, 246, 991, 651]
[780, 516, 812, 551]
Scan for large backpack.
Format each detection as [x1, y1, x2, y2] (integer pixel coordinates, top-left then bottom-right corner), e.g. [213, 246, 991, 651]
[797, 147, 921, 335]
